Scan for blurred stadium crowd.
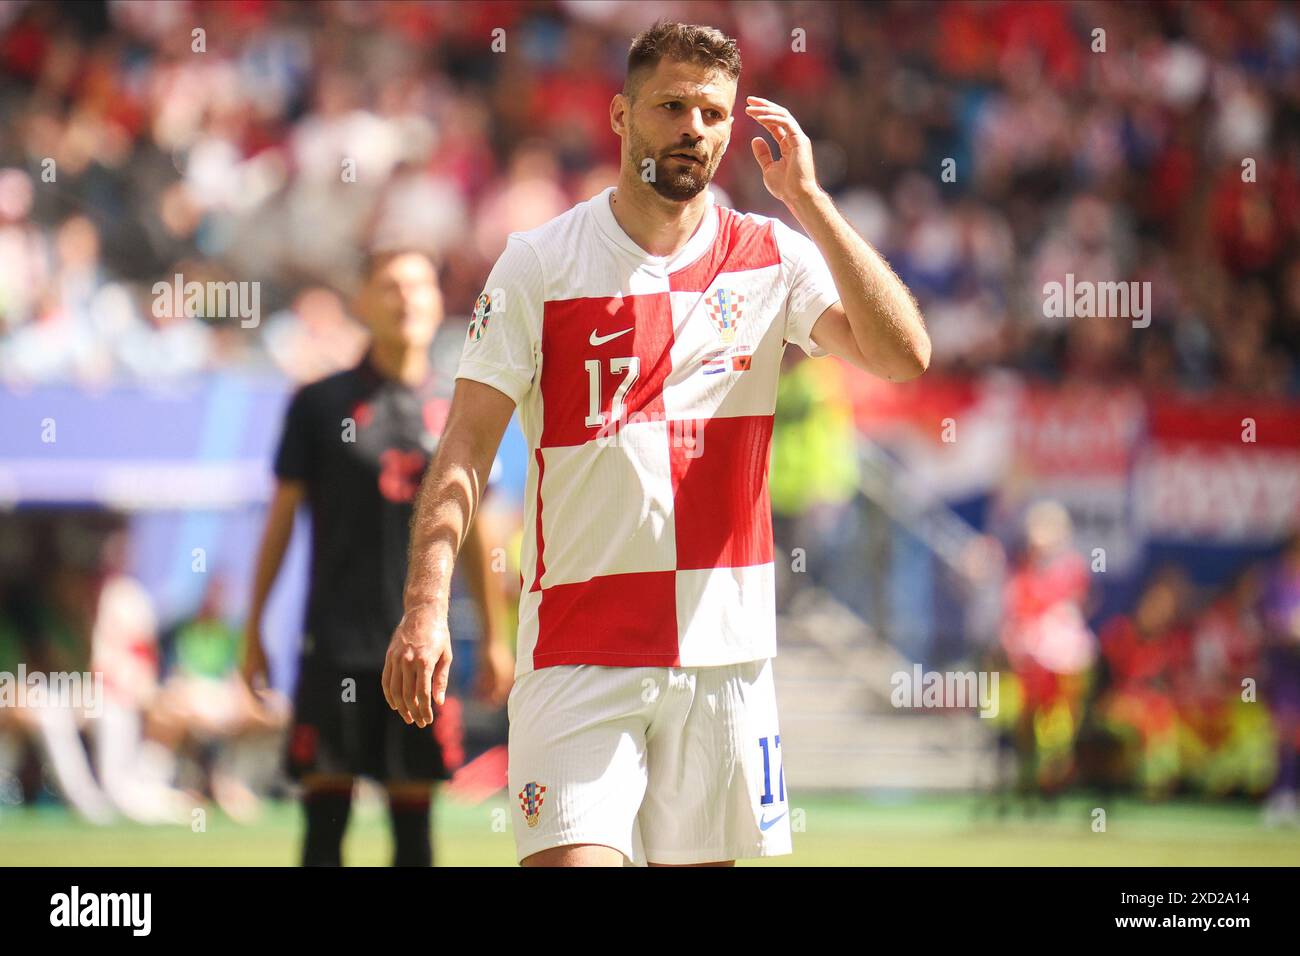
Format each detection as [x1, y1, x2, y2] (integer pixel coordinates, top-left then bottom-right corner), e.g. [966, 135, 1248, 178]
[1, 0, 1299, 825]
[989, 502, 1299, 819]
[1, 0, 1298, 390]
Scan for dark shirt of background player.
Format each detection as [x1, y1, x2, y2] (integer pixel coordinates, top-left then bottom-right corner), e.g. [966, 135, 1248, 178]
[241, 251, 514, 704]
[272, 341, 451, 670]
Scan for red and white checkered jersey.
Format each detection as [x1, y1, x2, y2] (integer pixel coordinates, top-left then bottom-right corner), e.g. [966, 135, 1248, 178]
[456, 186, 841, 675]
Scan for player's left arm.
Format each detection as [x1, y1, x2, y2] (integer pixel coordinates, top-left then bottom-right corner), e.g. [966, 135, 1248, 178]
[747, 96, 930, 382]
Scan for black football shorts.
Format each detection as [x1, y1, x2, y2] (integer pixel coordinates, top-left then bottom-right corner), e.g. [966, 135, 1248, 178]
[286, 655, 463, 783]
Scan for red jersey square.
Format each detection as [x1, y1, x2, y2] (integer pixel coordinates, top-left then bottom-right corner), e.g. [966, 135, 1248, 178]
[669, 414, 775, 570]
[539, 294, 674, 448]
[534, 569, 680, 667]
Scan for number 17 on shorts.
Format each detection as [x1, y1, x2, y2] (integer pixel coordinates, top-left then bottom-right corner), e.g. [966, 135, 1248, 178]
[757, 734, 788, 833]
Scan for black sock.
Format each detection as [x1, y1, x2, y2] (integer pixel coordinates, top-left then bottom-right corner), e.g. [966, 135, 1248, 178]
[302, 786, 352, 867]
[388, 791, 433, 867]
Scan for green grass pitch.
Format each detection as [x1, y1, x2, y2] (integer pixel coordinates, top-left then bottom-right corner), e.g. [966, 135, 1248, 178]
[3, 793, 1298, 866]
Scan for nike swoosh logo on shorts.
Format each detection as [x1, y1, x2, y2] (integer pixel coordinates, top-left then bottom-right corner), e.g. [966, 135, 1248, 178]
[590, 327, 632, 346]
[759, 811, 788, 831]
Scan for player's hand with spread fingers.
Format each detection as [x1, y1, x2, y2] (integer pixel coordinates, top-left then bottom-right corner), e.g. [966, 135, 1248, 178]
[746, 95, 823, 207]
[382, 603, 452, 728]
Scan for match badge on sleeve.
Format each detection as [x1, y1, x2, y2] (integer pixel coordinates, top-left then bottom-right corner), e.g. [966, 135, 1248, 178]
[518, 781, 547, 828]
[467, 291, 492, 343]
[706, 287, 745, 344]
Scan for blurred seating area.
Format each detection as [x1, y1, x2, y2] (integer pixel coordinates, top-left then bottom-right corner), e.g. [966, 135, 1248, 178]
[0, 512, 288, 823]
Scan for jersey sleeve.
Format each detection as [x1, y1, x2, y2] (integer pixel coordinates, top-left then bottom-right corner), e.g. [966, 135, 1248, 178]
[774, 220, 840, 359]
[455, 236, 544, 405]
[272, 386, 315, 482]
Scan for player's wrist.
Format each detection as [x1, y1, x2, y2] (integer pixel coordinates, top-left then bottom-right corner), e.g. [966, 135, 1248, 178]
[785, 183, 829, 218]
[400, 597, 449, 621]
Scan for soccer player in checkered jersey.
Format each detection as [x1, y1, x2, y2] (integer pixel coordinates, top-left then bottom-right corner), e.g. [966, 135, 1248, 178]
[383, 20, 929, 866]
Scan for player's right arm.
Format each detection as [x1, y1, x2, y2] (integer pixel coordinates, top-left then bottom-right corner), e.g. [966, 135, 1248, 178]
[242, 478, 305, 687]
[384, 235, 544, 728]
[244, 383, 317, 689]
[383, 380, 515, 726]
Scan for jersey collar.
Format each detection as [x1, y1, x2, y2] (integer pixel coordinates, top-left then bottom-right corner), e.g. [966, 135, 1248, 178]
[591, 185, 718, 275]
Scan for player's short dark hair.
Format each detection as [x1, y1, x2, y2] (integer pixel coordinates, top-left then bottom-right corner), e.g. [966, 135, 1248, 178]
[625, 20, 741, 100]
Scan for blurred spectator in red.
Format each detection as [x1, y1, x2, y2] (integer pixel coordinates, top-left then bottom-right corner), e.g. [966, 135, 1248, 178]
[1095, 567, 1192, 799]
[996, 501, 1095, 794]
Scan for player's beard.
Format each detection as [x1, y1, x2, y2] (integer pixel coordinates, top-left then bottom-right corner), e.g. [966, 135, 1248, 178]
[628, 124, 718, 202]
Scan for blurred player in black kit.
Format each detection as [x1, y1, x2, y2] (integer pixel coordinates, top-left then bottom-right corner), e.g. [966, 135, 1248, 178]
[242, 250, 514, 866]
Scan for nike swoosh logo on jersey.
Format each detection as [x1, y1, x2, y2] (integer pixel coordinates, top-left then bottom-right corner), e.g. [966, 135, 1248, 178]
[590, 327, 632, 346]
[759, 810, 787, 831]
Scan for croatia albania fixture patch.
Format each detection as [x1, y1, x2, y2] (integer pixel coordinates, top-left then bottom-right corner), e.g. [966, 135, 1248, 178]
[518, 781, 547, 828]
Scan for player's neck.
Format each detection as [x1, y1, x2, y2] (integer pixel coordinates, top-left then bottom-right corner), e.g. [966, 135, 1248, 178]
[609, 179, 709, 258]
[367, 341, 428, 386]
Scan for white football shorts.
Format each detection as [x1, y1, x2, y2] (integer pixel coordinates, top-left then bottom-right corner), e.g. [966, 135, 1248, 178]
[507, 657, 793, 865]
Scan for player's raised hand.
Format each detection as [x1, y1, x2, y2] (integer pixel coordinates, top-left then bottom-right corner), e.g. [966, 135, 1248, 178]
[746, 96, 821, 207]
[382, 603, 452, 727]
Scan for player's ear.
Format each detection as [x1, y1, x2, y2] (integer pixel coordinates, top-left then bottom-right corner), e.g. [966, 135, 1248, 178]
[610, 93, 628, 137]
